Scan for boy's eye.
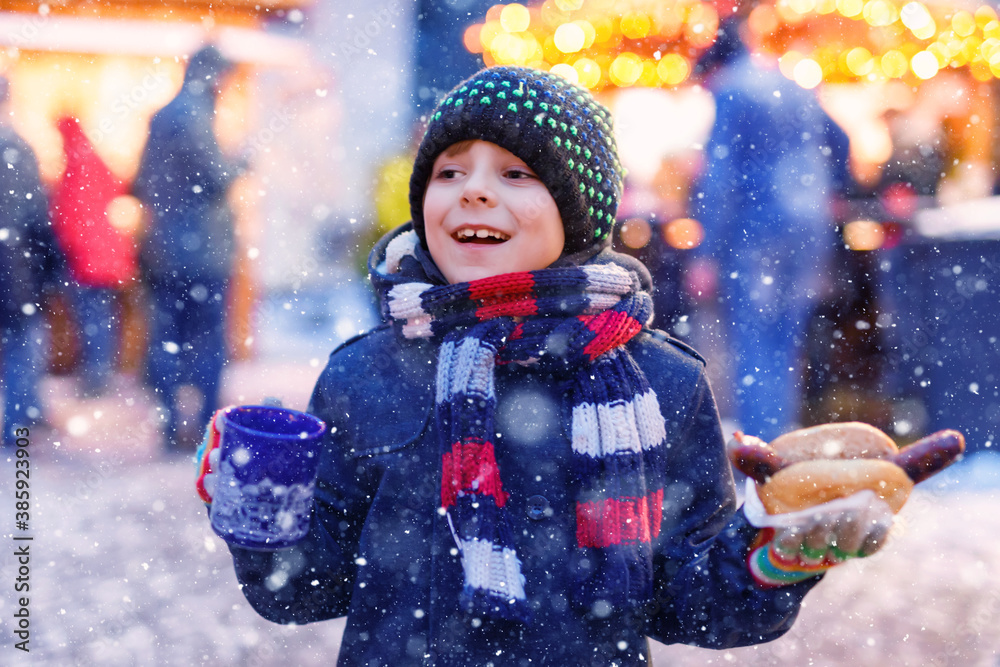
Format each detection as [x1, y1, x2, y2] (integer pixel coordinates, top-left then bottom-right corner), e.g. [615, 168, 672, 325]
[434, 168, 461, 179]
[505, 168, 535, 180]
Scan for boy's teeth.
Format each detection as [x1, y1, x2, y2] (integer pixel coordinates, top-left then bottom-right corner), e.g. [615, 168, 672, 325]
[455, 228, 509, 241]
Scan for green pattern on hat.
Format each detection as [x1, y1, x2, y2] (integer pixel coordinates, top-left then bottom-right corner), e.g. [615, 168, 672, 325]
[409, 65, 624, 255]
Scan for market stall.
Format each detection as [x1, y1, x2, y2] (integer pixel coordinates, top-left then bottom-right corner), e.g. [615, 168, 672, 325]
[0, 0, 311, 370]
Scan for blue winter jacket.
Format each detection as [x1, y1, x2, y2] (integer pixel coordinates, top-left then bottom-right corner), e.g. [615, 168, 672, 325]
[226, 314, 819, 665]
[132, 46, 237, 282]
[0, 126, 62, 327]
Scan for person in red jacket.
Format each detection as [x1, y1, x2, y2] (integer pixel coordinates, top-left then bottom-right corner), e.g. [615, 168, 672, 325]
[50, 115, 138, 397]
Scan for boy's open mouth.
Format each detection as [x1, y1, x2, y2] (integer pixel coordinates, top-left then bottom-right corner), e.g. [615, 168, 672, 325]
[453, 228, 510, 244]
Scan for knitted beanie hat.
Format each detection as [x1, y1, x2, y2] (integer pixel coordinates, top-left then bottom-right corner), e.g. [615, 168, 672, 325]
[409, 66, 624, 256]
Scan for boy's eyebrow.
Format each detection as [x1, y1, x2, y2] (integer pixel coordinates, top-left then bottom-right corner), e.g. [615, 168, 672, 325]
[441, 139, 475, 157]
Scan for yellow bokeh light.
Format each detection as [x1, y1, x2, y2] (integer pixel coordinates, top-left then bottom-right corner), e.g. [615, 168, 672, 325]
[638, 59, 660, 86]
[500, 3, 531, 33]
[846, 47, 875, 75]
[574, 19, 597, 49]
[656, 53, 690, 85]
[609, 52, 643, 86]
[911, 50, 939, 78]
[793, 58, 824, 87]
[836, 0, 865, 18]
[976, 5, 999, 28]
[983, 38, 1000, 62]
[592, 16, 615, 43]
[573, 57, 603, 88]
[971, 60, 994, 80]
[467, 0, 1000, 88]
[881, 49, 909, 77]
[620, 12, 652, 39]
[863, 0, 898, 27]
[913, 22, 937, 41]
[953, 11, 977, 37]
[815, 0, 838, 14]
[554, 21, 586, 53]
[489, 32, 516, 63]
[551, 62, 579, 84]
[776, 0, 805, 23]
[901, 2, 936, 39]
[788, 0, 817, 16]
[778, 49, 805, 79]
[479, 20, 503, 52]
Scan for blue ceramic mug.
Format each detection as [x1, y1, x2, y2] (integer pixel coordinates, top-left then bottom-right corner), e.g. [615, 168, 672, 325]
[209, 405, 326, 550]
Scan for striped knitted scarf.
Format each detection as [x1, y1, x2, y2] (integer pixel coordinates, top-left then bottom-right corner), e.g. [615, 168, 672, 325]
[381, 231, 668, 622]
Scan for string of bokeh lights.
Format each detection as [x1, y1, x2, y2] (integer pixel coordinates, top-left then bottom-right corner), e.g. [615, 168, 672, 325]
[465, 0, 1000, 89]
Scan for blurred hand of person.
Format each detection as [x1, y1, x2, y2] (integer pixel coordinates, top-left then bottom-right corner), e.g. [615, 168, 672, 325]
[749, 491, 894, 587]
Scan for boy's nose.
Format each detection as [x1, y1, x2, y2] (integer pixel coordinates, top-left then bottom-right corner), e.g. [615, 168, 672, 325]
[461, 173, 496, 206]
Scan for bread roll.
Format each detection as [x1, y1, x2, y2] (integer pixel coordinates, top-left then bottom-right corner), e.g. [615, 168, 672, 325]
[768, 422, 898, 464]
[759, 458, 914, 514]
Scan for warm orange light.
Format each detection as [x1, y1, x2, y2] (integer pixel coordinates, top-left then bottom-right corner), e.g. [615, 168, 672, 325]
[551, 63, 579, 83]
[464, 1, 721, 90]
[620, 12, 653, 39]
[664, 218, 704, 250]
[843, 220, 886, 250]
[573, 57, 603, 88]
[554, 21, 585, 53]
[464, 24, 484, 54]
[911, 50, 939, 78]
[609, 52, 644, 86]
[620, 217, 653, 249]
[793, 58, 824, 88]
[500, 3, 531, 33]
[755, 0, 1000, 84]
[107, 195, 144, 234]
[656, 53, 690, 85]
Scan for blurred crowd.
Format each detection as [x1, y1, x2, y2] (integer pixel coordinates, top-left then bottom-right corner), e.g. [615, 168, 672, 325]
[0, 45, 241, 453]
[3, 12, 999, 456]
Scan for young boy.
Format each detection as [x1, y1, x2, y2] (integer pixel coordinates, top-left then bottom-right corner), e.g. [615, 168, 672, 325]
[201, 66, 892, 665]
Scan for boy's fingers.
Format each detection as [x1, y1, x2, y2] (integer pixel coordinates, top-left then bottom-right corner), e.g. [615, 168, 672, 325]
[801, 516, 836, 565]
[827, 509, 868, 555]
[858, 513, 894, 557]
[773, 527, 805, 557]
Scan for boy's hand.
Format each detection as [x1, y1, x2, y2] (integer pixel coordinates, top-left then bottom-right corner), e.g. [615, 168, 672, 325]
[749, 491, 894, 587]
[195, 408, 229, 505]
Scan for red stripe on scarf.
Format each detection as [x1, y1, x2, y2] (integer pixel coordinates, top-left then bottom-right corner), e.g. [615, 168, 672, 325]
[477, 299, 539, 320]
[581, 310, 643, 360]
[468, 273, 539, 320]
[575, 489, 664, 548]
[441, 439, 509, 508]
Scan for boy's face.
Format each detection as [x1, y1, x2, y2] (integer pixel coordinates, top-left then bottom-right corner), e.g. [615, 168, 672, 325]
[423, 140, 565, 284]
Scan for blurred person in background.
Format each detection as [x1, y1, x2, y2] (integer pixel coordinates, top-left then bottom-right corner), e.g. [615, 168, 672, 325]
[688, 14, 851, 441]
[0, 76, 64, 447]
[50, 115, 137, 398]
[133, 45, 240, 452]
